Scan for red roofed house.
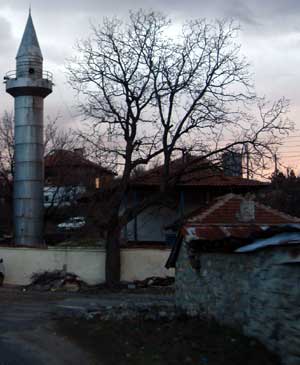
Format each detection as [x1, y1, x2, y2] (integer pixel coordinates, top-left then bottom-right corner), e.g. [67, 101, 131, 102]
[166, 194, 300, 365]
[123, 153, 268, 245]
[44, 149, 116, 207]
[166, 193, 300, 267]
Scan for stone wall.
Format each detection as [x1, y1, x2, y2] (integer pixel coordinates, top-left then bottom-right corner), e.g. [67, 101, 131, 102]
[176, 243, 300, 365]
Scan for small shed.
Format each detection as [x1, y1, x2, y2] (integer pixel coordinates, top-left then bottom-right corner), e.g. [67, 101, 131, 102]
[167, 194, 300, 365]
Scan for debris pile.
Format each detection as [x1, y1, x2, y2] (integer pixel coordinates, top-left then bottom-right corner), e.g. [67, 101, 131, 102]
[133, 276, 174, 288]
[26, 270, 86, 292]
[56, 302, 177, 322]
[24, 272, 174, 293]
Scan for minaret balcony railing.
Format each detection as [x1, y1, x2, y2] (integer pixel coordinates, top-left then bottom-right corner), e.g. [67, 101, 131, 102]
[4, 70, 53, 82]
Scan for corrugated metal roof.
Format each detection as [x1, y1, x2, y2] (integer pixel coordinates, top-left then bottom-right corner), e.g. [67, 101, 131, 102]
[235, 232, 300, 253]
[183, 225, 265, 241]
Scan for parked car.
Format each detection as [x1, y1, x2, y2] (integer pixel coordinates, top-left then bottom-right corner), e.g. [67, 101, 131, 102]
[57, 216, 86, 231]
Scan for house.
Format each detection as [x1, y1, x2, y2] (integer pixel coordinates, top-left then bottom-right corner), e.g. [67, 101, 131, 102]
[44, 149, 116, 207]
[43, 185, 86, 208]
[123, 154, 268, 245]
[166, 193, 300, 365]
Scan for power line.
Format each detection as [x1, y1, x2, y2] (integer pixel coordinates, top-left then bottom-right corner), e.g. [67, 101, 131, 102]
[284, 156, 300, 161]
[276, 142, 300, 147]
[278, 150, 300, 153]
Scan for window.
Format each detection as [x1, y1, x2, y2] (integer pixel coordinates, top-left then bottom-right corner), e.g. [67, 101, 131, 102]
[95, 177, 101, 189]
[165, 233, 177, 247]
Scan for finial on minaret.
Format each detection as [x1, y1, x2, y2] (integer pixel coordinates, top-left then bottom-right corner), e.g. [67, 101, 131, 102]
[29, 4, 31, 15]
[16, 9, 43, 60]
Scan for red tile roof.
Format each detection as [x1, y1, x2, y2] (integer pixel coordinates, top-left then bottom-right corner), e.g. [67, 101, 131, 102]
[45, 149, 115, 175]
[183, 194, 300, 241]
[186, 194, 300, 225]
[131, 155, 267, 188]
[166, 194, 300, 267]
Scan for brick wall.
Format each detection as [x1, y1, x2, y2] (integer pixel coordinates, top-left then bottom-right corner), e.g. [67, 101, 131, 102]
[176, 243, 300, 365]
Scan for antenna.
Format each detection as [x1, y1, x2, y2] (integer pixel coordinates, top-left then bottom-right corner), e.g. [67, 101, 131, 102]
[29, 4, 31, 15]
[245, 143, 250, 179]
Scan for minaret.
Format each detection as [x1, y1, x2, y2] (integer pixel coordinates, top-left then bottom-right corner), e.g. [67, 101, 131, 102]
[5, 11, 53, 246]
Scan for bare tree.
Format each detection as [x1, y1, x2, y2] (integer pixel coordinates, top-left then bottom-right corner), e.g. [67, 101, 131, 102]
[0, 112, 14, 232]
[0, 112, 77, 228]
[44, 115, 76, 157]
[67, 10, 292, 286]
[43, 116, 80, 220]
[0, 111, 14, 187]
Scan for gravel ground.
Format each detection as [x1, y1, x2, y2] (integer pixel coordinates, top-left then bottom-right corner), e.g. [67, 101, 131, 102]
[0, 286, 280, 365]
[57, 316, 280, 365]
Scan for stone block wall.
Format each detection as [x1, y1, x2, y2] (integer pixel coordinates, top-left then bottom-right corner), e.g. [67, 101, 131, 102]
[175, 243, 300, 365]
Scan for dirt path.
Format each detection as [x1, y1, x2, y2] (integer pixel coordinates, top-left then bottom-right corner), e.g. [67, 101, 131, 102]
[0, 286, 173, 364]
[0, 287, 279, 365]
[0, 287, 98, 364]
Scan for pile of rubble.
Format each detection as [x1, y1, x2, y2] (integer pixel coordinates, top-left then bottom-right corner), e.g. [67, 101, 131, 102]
[25, 270, 86, 292]
[131, 276, 174, 289]
[24, 271, 175, 293]
[56, 301, 177, 322]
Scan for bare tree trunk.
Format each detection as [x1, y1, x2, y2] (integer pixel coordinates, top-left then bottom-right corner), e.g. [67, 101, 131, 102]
[105, 222, 121, 287]
[66, 11, 293, 289]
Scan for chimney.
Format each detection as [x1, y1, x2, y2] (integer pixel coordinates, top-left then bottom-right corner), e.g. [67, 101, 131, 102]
[222, 151, 243, 177]
[236, 198, 255, 223]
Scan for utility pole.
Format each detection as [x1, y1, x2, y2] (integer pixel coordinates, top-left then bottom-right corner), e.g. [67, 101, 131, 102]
[274, 154, 278, 175]
[245, 143, 250, 179]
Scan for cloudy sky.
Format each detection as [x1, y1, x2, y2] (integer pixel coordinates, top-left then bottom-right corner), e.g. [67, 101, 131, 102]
[0, 0, 299, 169]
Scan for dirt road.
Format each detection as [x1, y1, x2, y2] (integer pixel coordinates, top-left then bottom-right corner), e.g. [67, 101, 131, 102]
[0, 287, 279, 365]
[0, 286, 173, 365]
[0, 287, 97, 364]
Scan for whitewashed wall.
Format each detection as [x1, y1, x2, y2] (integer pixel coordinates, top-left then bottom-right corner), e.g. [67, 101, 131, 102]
[125, 206, 179, 242]
[0, 246, 173, 285]
[121, 248, 174, 281]
[124, 191, 208, 242]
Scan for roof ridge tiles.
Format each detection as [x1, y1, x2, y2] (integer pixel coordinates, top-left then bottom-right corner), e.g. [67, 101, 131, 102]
[254, 200, 300, 223]
[186, 193, 300, 225]
[188, 193, 236, 223]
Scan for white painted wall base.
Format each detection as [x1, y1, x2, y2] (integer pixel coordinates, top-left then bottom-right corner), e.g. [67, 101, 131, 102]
[121, 248, 174, 281]
[0, 246, 174, 285]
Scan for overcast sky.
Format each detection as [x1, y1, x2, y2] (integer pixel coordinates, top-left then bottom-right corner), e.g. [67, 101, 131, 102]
[0, 0, 299, 169]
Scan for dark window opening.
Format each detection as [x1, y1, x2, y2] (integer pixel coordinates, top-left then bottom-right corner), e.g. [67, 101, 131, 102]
[29, 68, 35, 74]
[165, 233, 177, 246]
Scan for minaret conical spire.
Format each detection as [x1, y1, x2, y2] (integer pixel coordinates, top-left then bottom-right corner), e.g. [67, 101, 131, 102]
[16, 11, 43, 59]
[6, 11, 52, 246]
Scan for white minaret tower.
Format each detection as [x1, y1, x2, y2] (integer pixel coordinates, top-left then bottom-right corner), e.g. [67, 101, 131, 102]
[5, 11, 53, 246]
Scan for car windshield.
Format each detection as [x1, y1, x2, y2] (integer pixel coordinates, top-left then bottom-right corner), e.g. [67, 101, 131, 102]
[70, 217, 84, 222]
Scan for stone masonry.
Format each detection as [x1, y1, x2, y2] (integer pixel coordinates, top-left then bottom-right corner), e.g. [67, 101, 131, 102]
[175, 243, 300, 365]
